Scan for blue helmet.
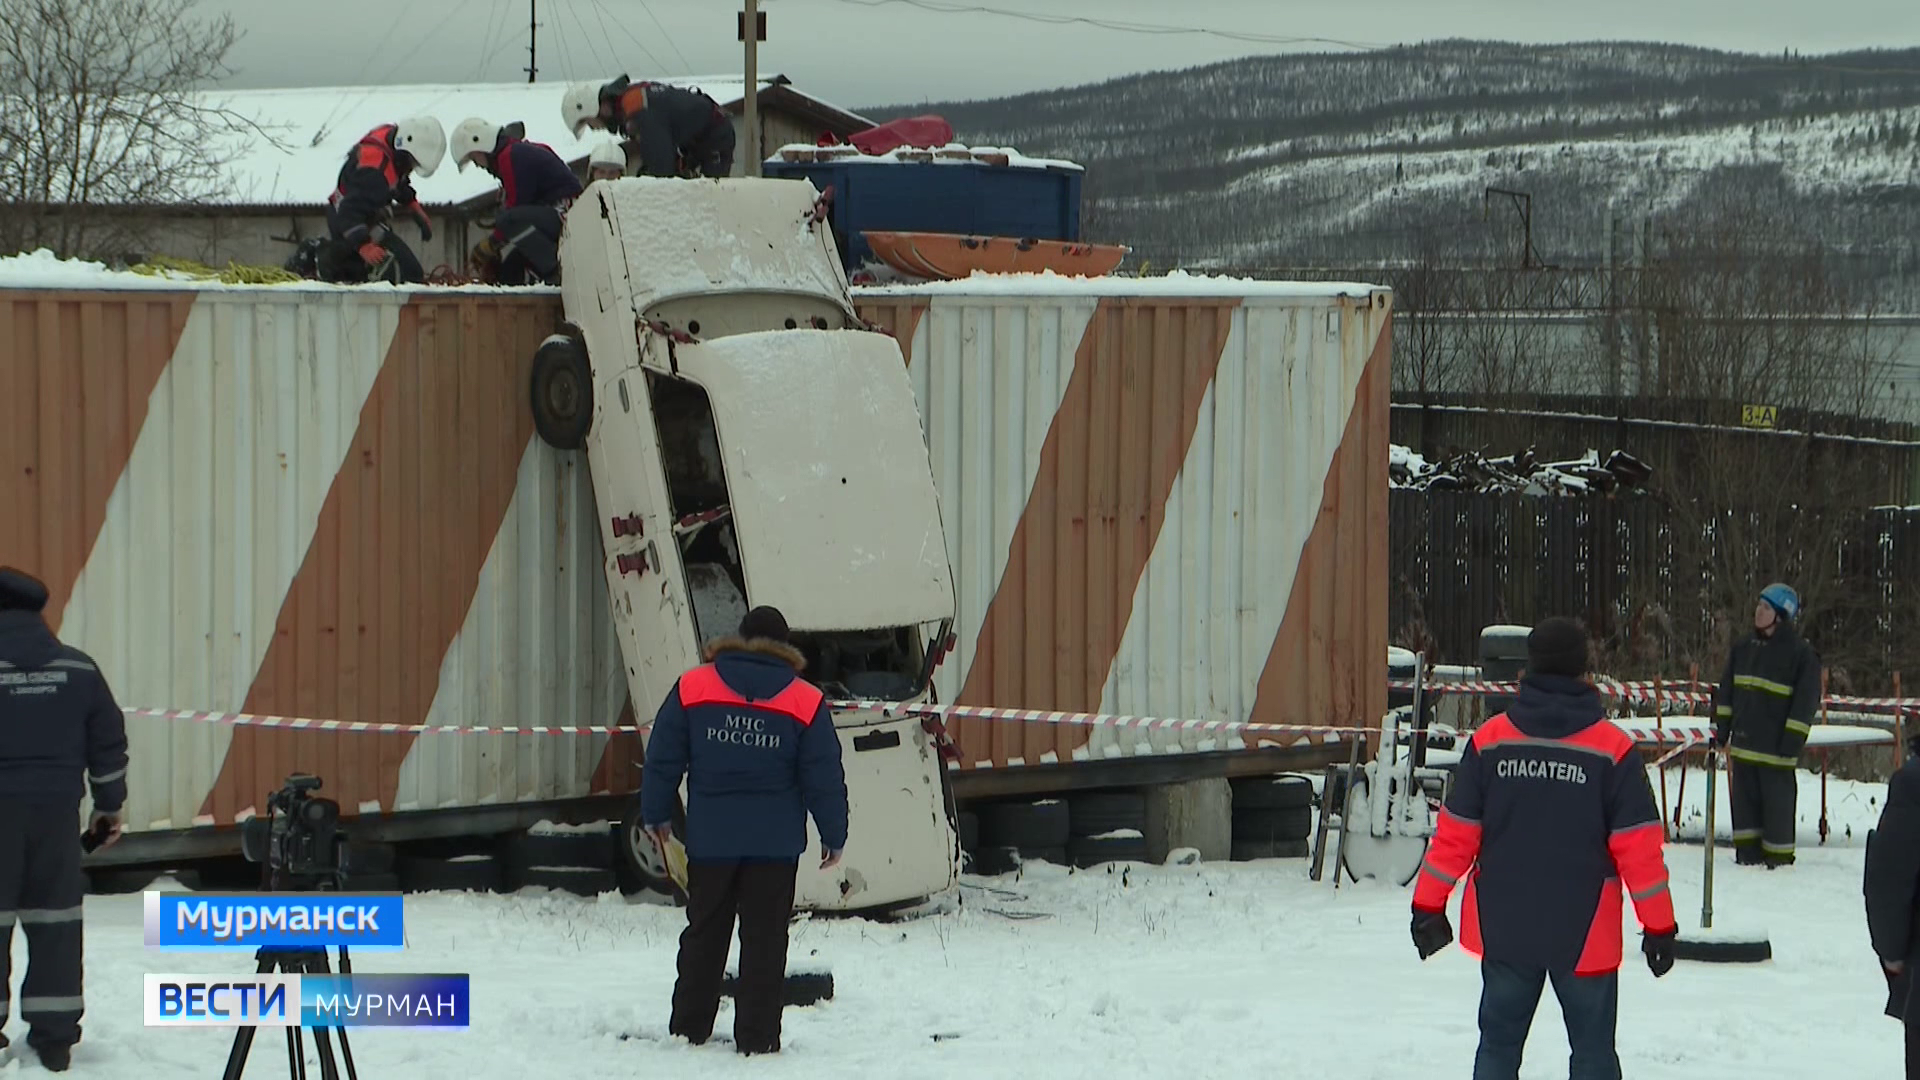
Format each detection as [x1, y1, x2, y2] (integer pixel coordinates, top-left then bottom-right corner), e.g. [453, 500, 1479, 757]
[1760, 583, 1800, 623]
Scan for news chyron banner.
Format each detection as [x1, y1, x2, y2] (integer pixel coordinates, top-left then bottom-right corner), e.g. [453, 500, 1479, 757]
[144, 891, 470, 1029]
[145, 974, 470, 1028]
[145, 892, 406, 951]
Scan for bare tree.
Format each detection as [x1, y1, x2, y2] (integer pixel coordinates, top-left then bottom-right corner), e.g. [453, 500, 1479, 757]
[0, 0, 258, 259]
[1624, 196, 1902, 684]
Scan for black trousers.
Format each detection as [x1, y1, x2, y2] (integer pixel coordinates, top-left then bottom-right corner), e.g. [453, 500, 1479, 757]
[0, 799, 87, 1051]
[684, 121, 736, 178]
[669, 859, 797, 1053]
[1728, 757, 1798, 863]
[320, 208, 425, 284]
[490, 205, 565, 285]
[1909, 1017, 1920, 1079]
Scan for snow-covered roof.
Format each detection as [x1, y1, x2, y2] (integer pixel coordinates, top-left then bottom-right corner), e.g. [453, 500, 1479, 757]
[769, 142, 1083, 172]
[856, 270, 1387, 299]
[199, 76, 871, 209]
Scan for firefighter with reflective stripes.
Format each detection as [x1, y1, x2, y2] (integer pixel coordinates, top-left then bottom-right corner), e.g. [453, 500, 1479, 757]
[561, 76, 736, 178]
[1712, 583, 1821, 868]
[321, 118, 446, 285]
[639, 606, 848, 1056]
[448, 118, 583, 286]
[0, 569, 130, 1073]
[1411, 617, 1677, 1080]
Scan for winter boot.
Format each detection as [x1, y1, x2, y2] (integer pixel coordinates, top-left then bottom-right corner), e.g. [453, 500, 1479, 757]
[35, 1044, 71, 1072]
[1764, 853, 1796, 869]
[1734, 846, 1765, 866]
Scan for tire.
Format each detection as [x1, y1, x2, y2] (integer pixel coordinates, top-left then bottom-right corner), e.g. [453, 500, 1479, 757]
[501, 827, 615, 872]
[979, 800, 1070, 849]
[1231, 806, 1313, 843]
[957, 811, 980, 853]
[86, 866, 161, 895]
[1232, 775, 1315, 811]
[722, 970, 834, 1008]
[1671, 936, 1773, 964]
[972, 845, 1021, 875]
[616, 802, 688, 902]
[1066, 832, 1149, 868]
[1016, 845, 1068, 867]
[397, 854, 503, 894]
[1068, 792, 1147, 838]
[513, 865, 619, 897]
[342, 841, 397, 875]
[529, 333, 593, 450]
[1230, 838, 1311, 862]
[347, 871, 403, 891]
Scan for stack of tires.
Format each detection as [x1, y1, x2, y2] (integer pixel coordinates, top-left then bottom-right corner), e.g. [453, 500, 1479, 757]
[497, 825, 619, 896]
[1066, 791, 1148, 867]
[970, 799, 1070, 873]
[394, 838, 506, 895]
[1230, 775, 1315, 861]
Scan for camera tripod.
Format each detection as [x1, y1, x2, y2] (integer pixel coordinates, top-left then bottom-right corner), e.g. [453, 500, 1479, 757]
[220, 869, 360, 1080]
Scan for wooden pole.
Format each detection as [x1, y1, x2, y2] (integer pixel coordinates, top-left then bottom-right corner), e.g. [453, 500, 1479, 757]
[742, 0, 761, 177]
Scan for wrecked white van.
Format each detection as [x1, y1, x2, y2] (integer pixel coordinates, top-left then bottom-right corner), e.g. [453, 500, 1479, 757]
[534, 176, 960, 911]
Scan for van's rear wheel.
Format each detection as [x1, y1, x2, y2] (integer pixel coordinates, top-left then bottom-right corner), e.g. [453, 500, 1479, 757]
[618, 801, 688, 905]
[530, 334, 593, 449]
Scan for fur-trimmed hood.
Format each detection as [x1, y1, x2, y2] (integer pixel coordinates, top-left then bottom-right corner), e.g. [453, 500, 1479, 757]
[703, 635, 806, 671]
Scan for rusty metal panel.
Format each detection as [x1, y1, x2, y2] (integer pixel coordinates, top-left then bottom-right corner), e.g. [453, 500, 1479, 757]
[860, 287, 1392, 769]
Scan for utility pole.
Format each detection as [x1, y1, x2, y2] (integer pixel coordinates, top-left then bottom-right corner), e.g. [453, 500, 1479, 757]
[526, 0, 539, 83]
[740, 0, 764, 176]
[1483, 187, 1537, 269]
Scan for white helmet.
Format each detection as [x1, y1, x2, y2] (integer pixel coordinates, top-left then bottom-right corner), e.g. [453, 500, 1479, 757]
[561, 81, 608, 137]
[394, 116, 447, 177]
[588, 140, 626, 175]
[450, 117, 502, 171]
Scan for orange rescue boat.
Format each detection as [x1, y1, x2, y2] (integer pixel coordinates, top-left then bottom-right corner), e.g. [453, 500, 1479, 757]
[863, 230, 1128, 281]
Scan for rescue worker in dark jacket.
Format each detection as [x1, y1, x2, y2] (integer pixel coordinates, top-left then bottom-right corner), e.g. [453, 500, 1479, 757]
[0, 569, 129, 1073]
[561, 76, 736, 178]
[1866, 735, 1920, 1077]
[640, 606, 847, 1056]
[449, 118, 583, 286]
[1412, 617, 1677, 1080]
[1712, 582, 1821, 868]
[321, 118, 446, 285]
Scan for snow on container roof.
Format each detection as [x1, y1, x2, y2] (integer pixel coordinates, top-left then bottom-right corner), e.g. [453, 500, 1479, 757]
[0, 249, 559, 295]
[768, 141, 1083, 172]
[188, 77, 869, 209]
[854, 269, 1388, 300]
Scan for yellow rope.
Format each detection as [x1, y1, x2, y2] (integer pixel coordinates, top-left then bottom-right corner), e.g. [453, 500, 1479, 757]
[129, 254, 305, 285]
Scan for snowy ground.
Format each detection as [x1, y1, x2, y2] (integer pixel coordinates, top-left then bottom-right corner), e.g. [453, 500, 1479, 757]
[14, 762, 1901, 1078]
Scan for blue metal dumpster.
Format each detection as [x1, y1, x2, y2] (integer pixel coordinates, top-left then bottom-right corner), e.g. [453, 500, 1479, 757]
[761, 155, 1084, 274]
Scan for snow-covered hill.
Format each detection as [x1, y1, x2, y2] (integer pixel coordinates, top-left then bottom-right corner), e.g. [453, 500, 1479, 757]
[871, 41, 1920, 300]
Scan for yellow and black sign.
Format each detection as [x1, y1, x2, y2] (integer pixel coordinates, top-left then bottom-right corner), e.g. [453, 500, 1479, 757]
[1740, 404, 1778, 429]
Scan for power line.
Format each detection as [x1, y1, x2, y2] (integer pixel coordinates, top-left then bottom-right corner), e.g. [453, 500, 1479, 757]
[561, 0, 613, 75]
[634, 0, 696, 73]
[809, 0, 1393, 50]
[586, 0, 670, 76]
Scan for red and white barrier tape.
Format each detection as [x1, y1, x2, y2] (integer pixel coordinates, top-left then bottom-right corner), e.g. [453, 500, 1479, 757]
[117, 701, 1767, 749]
[1389, 678, 1920, 713]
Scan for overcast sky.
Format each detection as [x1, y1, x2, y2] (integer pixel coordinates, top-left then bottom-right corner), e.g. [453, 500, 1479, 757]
[201, 0, 1920, 111]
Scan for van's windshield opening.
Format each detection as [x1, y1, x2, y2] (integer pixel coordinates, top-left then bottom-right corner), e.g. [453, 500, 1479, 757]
[792, 628, 927, 702]
[649, 372, 747, 644]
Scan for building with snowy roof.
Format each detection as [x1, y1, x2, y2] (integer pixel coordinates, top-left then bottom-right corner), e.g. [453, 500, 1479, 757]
[47, 75, 871, 271]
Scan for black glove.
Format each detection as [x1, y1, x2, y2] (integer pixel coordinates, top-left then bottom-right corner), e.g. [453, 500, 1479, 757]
[395, 179, 417, 206]
[1411, 910, 1453, 960]
[1643, 929, 1676, 977]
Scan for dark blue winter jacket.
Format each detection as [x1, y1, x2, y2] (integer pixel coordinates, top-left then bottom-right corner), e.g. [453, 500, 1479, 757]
[640, 637, 849, 862]
[0, 601, 131, 813]
[492, 138, 583, 210]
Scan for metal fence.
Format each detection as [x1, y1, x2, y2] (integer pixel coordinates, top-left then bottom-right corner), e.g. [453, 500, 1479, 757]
[1390, 490, 1920, 690]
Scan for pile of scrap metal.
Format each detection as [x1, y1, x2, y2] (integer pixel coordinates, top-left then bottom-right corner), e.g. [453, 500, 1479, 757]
[1391, 444, 1653, 495]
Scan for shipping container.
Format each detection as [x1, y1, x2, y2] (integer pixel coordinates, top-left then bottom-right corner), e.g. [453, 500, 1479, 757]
[761, 154, 1084, 275]
[856, 278, 1393, 773]
[0, 273, 1389, 847]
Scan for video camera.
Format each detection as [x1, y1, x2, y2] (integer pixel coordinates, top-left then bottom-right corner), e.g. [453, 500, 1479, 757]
[239, 773, 345, 887]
